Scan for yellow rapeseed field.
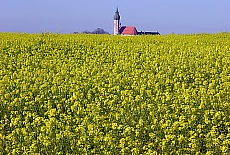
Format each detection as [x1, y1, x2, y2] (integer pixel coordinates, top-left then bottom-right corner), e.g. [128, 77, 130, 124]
[0, 33, 230, 154]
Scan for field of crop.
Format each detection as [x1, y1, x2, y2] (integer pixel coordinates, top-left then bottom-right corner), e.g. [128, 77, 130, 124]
[0, 33, 230, 154]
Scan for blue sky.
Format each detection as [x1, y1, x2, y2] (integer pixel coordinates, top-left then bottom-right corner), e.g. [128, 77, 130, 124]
[0, 0, 229, 34]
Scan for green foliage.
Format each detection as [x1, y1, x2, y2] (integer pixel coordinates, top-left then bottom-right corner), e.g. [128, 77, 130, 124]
[0, 33, 230, 154]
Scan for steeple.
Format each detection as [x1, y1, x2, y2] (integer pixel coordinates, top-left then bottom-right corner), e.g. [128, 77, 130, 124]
[114, 7, 120, 35]
[114, 7, 120, 20]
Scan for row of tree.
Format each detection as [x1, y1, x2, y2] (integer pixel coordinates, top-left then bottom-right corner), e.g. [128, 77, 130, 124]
[73, 28, 109, 34]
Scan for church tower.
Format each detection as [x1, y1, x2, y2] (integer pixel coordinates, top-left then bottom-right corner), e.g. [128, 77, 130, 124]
[114, 7, 120, 35]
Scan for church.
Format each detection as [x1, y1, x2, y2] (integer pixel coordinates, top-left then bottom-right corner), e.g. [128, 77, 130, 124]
[114, 7, 160, 35]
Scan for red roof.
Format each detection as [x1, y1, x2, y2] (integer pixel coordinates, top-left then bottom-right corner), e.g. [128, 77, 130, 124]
[120, 26, 138, 35]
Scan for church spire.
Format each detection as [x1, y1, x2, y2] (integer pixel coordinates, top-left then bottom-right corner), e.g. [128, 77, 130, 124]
[114, 7, 120, 20]
[114, 7, 120, 35]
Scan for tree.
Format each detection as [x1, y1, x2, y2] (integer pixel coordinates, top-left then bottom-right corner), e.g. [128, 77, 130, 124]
[91, 28, 109, 34]
[73, 28, 109, 34]
[82, 30, 91, 34]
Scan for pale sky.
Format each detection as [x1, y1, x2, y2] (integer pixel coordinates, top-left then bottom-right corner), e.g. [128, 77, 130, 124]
[0, 0, 229, 34]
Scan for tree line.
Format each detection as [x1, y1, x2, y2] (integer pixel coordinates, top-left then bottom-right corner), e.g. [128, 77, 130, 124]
[73, 28, 109, 34]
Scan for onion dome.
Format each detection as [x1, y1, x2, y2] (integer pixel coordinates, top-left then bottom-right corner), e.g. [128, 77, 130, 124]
[114, 7, 120, 20]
